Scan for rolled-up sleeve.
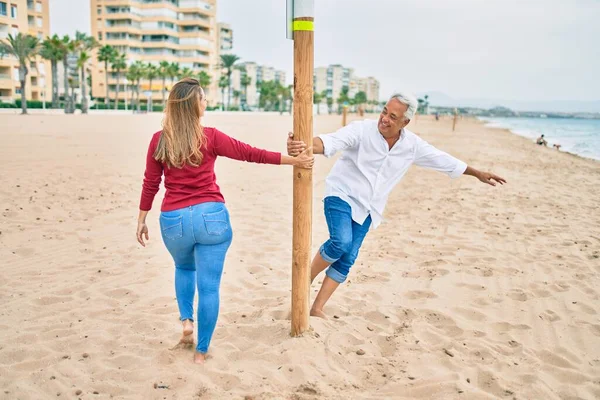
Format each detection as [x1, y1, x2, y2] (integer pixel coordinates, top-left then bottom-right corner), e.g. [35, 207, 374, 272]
[318, 121, 362, 158]
[414, 138, 467, 179]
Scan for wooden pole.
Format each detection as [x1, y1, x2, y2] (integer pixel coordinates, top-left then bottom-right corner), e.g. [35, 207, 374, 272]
[452, 108, 458, 131]
[291, 0, 314, 337]
[342, 105, 348, 126]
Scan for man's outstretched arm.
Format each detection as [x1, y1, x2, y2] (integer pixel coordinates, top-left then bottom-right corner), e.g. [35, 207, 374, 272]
[414, 138, 506, 186]
[287, 121, 362, 157]
[463, 166, 506, 186]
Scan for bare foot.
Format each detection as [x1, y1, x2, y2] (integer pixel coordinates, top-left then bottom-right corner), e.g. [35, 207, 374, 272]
[193, 351, 206, 364]
[169, 320, 194, 350]
[182, 319, 194, 336]
[310, 308, 327, 319]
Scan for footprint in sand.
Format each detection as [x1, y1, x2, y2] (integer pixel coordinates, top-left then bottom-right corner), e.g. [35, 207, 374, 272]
[536, 349, 577, 369]
[531, 288, 552, 298]
[104, 288, 138, 300]
[492, 322, 532, 333]
[550, 282, 570, 292]
[403, 268, 450, 279]
[539, 310, 561, 322]
[455, 282, 487, 291]
[423, 311, 464, 338]
[269, 309, 291, 321]
[377, 335, 398, 358]
[453, 307, 487, 322]
[13, 247, 36, 257]
[507, 289, 529, 302]
[589, 324, 600, 337]
[34, 296, 71, 306]
[404, 290, 437, 300]
[472, 297, 490, 306]
[574, 302, 597, 315]
[353, 272, 390, 284]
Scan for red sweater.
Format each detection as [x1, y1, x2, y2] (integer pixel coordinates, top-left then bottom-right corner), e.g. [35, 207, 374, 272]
[140, 127, 281, 211]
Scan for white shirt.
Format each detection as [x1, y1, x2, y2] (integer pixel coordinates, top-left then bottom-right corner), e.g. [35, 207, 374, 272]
[318, 119, 467, 229]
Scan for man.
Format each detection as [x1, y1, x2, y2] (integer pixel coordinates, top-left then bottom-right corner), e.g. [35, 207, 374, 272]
[536, 134, 548, 146]
[287, 92, 506, 318]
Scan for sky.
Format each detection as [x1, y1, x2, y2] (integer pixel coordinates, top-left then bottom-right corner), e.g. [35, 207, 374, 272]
[49, 0, 600, 104]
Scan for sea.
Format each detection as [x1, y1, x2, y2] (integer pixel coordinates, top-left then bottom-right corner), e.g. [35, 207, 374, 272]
[479, 117, 600, 161]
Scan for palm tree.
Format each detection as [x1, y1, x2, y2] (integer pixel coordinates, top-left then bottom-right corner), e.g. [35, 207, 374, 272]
[326, 95, 333, 114]
[218, 75, 228, 111]
[257, 80, 283, 111]
[0, 33, 40, 114]
[313, 91, 323, 115]
[128, 61, 146, 112]
[68, 76, 76, 110]
[320, 90, 328, 114]
[77, 51, 91, 113]
[159, 60, 170, 106]
[39, 35, 65, 109]
[180, 67, 193, 79]
[197, 70, 211, 100]
[197, 70, 211, 87]
[111, 52, 127, 110]
[337, 86, 351, 112]
[240, 74, 251, 107]
[277, 83, 292, 114]
[168, 62, 180, 87]
[66, 31, 96, 112]
[219, 54, 240, 110]
[74, 33, 98, 114]
[233, 90, 241, 107]
[145, 63, 158, 112]
[97, 45, 117, 107]
[354, 91, 367, 116]
[125, 62, 141, 111]
[59, 35, 73, 113]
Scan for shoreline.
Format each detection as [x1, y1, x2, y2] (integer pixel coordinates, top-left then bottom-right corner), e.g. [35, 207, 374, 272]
[477, 116, 600, 163]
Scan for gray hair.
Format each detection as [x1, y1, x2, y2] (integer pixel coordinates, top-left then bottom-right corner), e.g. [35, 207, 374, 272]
[389, 92, 418, 121]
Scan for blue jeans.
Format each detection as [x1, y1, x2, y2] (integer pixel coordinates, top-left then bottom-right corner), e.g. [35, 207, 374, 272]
[319, 197, 371, 284]
[159, 202, 232, 354]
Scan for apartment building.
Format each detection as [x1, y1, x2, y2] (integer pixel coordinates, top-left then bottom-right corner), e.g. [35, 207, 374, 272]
[0, 0, 51, 103]
[90, 0, 219, 104]
[314, 64, 352, 105]
[217, 22, 231, 55]
[228, 61, 286, 108]
[352, 76, 380, 103]
[314, 64, 380, 107]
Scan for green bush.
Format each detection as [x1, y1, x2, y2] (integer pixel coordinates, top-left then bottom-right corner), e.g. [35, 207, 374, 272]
[93, 102, 129, 110]
[15, 100, 46, 109]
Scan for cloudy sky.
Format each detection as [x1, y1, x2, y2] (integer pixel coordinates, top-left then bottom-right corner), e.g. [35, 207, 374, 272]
[50, 0, 600, 103]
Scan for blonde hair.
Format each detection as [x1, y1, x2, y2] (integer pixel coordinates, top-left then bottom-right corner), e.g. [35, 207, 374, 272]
[154, 78, 206, 168]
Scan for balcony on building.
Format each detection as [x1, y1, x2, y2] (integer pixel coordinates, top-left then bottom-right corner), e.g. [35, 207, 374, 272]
[179, 0, 213, 11]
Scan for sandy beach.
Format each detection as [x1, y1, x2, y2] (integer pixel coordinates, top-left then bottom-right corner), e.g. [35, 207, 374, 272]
[1, 111, 599, 399]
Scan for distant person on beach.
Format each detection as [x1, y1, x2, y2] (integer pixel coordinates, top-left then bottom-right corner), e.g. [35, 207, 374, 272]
[136, 78, 313, 364]
[286, 92, 506, 318]
[536, 134, 548, 146]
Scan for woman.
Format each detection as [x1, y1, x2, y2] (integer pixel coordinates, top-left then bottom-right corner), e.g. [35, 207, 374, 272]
[136, 78, 313, 364]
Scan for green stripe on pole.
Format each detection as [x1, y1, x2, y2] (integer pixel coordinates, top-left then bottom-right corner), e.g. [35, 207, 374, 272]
[292, 21, 314, 31]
